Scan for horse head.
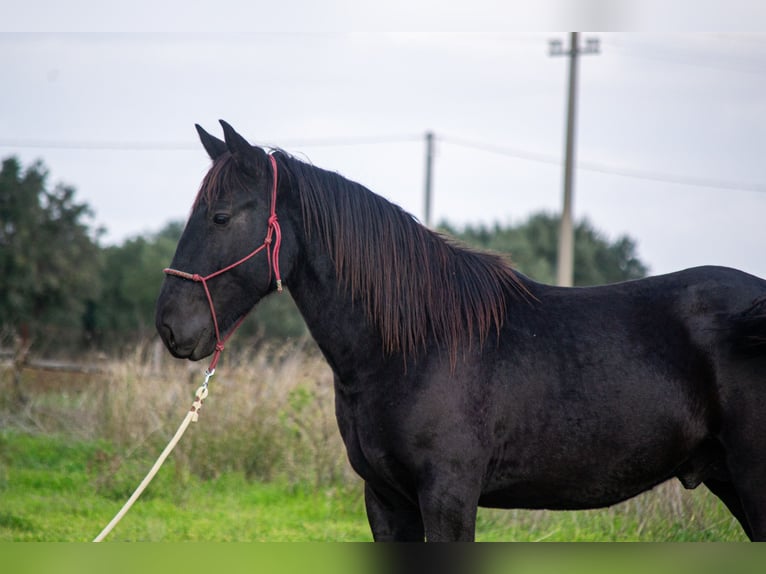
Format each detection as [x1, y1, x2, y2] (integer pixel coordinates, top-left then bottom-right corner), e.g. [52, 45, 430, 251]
[155, 121, 291, 361]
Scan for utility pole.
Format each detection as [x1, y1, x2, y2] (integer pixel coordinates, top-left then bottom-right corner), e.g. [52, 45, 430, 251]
[423, 131, 435, 227]
[549, 33, 599, 287]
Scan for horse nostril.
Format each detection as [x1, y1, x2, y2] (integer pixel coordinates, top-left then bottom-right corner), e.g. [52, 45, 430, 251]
[161, 323, 177, 351]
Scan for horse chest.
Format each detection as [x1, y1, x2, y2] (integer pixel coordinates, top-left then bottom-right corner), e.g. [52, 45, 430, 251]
[333, 383, 418, 489]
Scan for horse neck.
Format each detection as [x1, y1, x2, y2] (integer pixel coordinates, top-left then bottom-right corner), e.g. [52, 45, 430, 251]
[286, 235, 391, 381]
[274, 154, 528, 380]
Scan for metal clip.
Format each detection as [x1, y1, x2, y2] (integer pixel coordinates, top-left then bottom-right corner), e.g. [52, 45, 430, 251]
[203, 368, 215, 389]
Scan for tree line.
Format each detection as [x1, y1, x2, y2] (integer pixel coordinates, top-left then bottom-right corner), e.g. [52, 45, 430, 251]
[0, 156, 647, 357]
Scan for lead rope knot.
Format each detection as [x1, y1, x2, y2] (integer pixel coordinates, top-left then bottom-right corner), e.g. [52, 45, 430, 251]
[189, 382, 210, 423]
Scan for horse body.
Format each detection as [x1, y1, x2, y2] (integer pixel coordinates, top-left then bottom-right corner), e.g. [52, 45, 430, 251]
[306, 265, 763, 540]
[482, 270, 728, 501]
[156, 121, 766, 541]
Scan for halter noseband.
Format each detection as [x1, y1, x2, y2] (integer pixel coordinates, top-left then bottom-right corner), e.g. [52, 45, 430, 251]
[163, 154, 282, 372]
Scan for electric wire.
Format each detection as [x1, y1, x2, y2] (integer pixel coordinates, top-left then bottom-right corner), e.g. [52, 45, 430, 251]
[1, 132, 764, 195]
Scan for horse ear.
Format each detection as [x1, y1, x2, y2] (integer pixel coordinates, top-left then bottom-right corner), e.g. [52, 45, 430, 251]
[219, 120, 265, 175]
[195, 124, 228, 160]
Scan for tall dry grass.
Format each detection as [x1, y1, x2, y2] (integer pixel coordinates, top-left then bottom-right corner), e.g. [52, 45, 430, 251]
[0, 341, 744, 539]
[0, 339, 356, 493]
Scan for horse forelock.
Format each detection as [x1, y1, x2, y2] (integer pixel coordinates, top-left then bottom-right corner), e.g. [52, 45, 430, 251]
[193, 153, 250, 211]
[279, 153, 529, 367]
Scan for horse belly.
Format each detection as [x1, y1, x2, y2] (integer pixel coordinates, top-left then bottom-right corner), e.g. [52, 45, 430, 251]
[478, 316, 718, 510]
[479, 453, 680, 511]
[479, 402, 707, 511]
[479, 474, 669, 511]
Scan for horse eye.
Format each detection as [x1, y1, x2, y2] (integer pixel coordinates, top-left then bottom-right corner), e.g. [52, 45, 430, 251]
[212, 213, 230, 225]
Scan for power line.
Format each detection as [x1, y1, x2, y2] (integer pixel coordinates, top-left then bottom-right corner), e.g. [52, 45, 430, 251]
[2, 133, 764, 195]
[0, 134, 423, 152]
[440, 135, 561, 167]
[603, 37, 766, 77]
[576, 160, 766, 195]
[440, 135, 766, 195]
[0, 139, 197, 151]
[273, 134, 423, 148]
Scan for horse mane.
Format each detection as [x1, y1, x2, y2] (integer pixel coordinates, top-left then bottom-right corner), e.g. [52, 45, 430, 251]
[276, 152, 530, 366]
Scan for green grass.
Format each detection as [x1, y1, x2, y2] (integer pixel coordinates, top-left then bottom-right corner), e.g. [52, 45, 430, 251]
[0, 430, 371, 542]
[0, 431, 747, 542]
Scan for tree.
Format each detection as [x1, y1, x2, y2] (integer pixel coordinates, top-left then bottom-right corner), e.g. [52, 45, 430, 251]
[440, 212, 648, 286]
[91, 221, 183, 347]
[0, 157, 101, 350]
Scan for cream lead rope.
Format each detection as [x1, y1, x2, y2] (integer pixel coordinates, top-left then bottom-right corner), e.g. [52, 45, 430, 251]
[97, 146, 282, 542]
[92, 370, 213, 542]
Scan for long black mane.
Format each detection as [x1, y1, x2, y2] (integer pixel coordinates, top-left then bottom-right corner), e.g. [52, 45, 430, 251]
[276, 152, 530, 365]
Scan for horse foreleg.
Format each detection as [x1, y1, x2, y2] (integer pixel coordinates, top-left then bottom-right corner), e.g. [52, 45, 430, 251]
[364, 482, 425, 541]
[416, 480, 480, 542]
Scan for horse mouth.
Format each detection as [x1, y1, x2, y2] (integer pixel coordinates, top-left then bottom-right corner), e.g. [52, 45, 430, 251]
[188, 336, 215, 361]
[159, 323, 214, 361]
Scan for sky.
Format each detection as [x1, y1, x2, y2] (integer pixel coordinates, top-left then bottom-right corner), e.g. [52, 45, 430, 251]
[2, 5, 766, 280]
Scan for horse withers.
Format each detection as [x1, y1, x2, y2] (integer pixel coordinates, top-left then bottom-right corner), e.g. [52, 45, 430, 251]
[156, 121, 766, 541]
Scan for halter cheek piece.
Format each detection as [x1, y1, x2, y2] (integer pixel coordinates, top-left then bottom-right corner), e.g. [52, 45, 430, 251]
[163, 154, 282, 372]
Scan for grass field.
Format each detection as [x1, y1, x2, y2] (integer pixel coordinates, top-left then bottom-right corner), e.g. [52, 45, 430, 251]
[0, 346, 749, 542]
[0, 430, 745, 542]
[0, 431, 370, 542]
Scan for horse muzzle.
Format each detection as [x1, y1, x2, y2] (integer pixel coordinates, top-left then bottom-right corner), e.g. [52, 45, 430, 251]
[155, 300, 217, 361]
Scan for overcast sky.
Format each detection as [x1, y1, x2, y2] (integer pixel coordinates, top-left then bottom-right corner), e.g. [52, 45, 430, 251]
[2, 10, 766, 279]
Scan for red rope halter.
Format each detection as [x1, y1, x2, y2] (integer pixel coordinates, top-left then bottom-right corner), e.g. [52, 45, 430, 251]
[163, 154, 282, 373]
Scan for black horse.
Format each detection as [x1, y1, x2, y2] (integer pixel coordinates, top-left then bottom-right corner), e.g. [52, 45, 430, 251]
[156, 121, 766, 541]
